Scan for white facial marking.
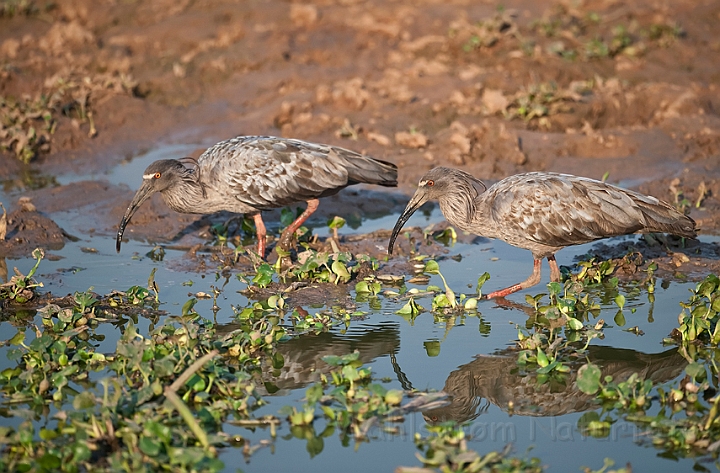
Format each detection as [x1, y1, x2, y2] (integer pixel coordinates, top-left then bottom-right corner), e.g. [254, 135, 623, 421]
[419, 180, 427, 186]
[142, 173, 154, 180]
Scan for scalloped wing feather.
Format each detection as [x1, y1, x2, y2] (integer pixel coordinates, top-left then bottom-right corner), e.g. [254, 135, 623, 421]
[198, 136, 354, 210]
[487, 173, 663, 250]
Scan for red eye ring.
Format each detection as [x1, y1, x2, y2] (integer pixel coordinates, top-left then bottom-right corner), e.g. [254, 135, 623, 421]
[153, 172, 162, 179]
[426, 180, 434, 187]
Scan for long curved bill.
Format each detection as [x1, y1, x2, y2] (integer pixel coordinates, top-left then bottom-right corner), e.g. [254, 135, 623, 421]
[116, 181, 155, 252]
[387, 190, 429, 255]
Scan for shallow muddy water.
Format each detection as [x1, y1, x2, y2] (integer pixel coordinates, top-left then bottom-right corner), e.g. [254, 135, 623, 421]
[0, 147, 716, 472]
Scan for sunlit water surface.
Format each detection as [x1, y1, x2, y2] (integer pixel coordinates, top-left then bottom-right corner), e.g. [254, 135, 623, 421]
[0, 144, 716, 472]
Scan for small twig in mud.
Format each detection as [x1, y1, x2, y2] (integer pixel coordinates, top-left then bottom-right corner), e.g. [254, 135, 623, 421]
[164, 349, 219, 449]
[0, 203, 6, 240]
[87, 110, 97, 138]
[695, 181, 708, 208]
[228, 416, 281, 437]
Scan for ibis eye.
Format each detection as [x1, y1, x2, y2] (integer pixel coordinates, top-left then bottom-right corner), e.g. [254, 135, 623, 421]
[153, 172, 162, 179]
[426, 180, 434, 187]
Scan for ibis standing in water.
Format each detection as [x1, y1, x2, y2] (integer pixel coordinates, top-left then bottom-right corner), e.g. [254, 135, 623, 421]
[116, 136, 398, 256]
[388, 167, 696, 299]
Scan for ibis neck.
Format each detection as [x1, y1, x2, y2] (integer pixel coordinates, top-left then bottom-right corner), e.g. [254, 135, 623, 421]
[438, 188, 480, 234]
[161, 179, 207, 214]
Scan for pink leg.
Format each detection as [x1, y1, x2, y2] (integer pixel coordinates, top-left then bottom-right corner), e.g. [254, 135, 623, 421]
[548, 255, 561, 282]
[485, 258, 543, 299]
[278, 199, 319, 251]
[252, 213, 267, 257]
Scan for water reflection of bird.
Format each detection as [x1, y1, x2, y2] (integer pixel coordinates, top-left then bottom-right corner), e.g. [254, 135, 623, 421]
[389, 167, 696, 299]
[422, 346, 687, 424]
[116, 136, 397, 256]
[214, 321, 401, 396]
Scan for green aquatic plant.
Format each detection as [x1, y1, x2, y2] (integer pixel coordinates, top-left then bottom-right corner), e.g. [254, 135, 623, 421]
[568, 280, 720, 460]
[398, 423, 543, 473]
[515, 281, 606, 379]
[576, 363, 653, 411]
[396, 295, 425, 321]
[283, 351, 441, 447]
[424, 259, 456, 310]
[675, 274, 720, 345]
[327, 215, 346, 240]
[0, 294, 287, 472]
[0, 248, 44, 303]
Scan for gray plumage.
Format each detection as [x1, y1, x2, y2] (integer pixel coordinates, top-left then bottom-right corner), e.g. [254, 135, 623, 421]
[117, 136, 398, 254]
[389, 167, 696, 299]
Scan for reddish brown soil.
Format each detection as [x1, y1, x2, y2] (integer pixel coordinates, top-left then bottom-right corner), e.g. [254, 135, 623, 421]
[1, 0, 719, 275]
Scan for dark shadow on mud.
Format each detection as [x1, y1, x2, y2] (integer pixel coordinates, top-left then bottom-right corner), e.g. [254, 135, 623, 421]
[579, 235, 720, 280]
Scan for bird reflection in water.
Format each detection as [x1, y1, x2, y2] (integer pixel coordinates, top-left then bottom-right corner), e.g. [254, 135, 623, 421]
[215, 320, 401, 396]
[421, 345, 687, 425]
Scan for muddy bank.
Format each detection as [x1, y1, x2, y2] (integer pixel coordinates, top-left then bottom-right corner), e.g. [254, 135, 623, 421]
[1, 0, 719, 274]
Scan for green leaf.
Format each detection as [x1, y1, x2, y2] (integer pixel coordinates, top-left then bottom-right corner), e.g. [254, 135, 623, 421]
[614, 294, 626, 309]
[306, 383, 324, 404]
[71, 441, 92, 462]
[181, 298, 198, 316]
[576, 363, 602, 394]
[280, 208, 296, 227]
[146, 420, 172, 443]
[331, 260, 351, 283]
[537, 360, 560, 374]
[39, 428, 58, 441]
[547, 282, 562, 295]
[536, 347, 549, 367]
[476, 272, 491, 295]
[614, 310, 626, 327]
[432, 293, 453, 309]
[29, 334, 53, 351]
[464, 298, 478, 310]
[423, 340, 441, 357]
[424, 260, 440, 274]
[8, 331, 25, 346]
[396, 298, 423, 316]
[341, 364, 361, 382]
[37, 453, 61, 470]
[139, 436, 161, 456]
[253, 263, 274, 288]
[566, 318, 583, 331]
[327, 216, 346, 229]
[685, 362, 706, 380]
